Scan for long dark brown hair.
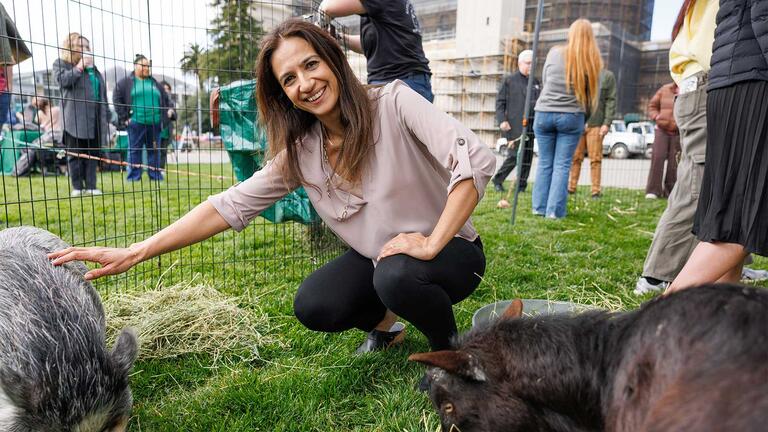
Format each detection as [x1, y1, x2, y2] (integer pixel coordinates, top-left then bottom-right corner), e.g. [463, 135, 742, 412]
[672, 0, 697, 41]
[255, 18, 374, 186]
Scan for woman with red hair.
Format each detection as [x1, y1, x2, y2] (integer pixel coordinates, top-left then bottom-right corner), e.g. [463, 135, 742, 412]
[531, 19, 603, 219]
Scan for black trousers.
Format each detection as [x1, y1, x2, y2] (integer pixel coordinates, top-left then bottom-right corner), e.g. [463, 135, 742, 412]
[64, 132, 100, 190]
[160, 137, 172, 168]
[492, 133, 534, 190]
[293, 237, 485, 351]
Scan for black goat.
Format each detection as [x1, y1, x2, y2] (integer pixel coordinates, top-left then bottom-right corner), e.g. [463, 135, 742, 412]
[410, 284, 768, 432]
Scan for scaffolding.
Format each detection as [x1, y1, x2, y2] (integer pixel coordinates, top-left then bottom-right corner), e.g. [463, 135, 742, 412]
[430, 37, 524, 147]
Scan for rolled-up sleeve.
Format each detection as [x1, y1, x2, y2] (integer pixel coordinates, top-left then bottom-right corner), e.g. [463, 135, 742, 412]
[391, 80, 497, 201]
[207, 151, 297, 231]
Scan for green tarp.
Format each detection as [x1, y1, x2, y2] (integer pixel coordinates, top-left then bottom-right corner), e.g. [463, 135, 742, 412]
[219, 80, 267, 153]
[1, 130, 43, 175]
[218, 80, 318, 225]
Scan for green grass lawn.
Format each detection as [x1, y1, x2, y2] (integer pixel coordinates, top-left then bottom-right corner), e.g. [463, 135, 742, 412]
[1, 167, 766, 431]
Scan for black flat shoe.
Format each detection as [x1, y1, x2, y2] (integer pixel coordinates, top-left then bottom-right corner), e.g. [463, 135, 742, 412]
[355, 322, 406, 355]
[416, 373, 430, 392]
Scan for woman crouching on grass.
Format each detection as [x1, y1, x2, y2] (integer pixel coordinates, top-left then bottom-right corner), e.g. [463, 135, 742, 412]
[50, 18, 495, 357]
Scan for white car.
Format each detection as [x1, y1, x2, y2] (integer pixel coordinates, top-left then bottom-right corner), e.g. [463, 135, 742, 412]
[628, 121, 655, 158]
[602, 121, 646, 159]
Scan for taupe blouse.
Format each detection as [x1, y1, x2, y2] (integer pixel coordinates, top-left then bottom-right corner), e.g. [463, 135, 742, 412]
[208, 80, 496, 263]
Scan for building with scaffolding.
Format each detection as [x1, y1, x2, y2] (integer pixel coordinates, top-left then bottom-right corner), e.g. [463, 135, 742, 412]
[406, 0, 670, 144]
[424, 1, 528, 145]
[519, 0, 659, 116]
[523, 0, 653, 40]
[174, 0, 665, 145]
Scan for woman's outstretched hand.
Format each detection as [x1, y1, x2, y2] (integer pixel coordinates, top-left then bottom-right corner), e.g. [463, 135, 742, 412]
[48, 246, 143, 280]
[377, 232, 436, 261]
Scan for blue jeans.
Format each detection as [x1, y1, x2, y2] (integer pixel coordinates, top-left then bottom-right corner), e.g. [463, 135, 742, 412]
[126, 122, 163, 181]
[370, 72, 434, 103]
[0, 92, 11, 128]
[532, 112, 585, 218]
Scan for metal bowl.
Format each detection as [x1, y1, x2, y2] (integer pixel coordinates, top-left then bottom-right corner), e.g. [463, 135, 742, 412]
[472, 299, 593, 328]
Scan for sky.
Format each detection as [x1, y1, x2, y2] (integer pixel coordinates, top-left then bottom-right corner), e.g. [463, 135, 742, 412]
[650, 0, 685, 41]
[4, 0, 215, 85]
[5, 0, 686, 79]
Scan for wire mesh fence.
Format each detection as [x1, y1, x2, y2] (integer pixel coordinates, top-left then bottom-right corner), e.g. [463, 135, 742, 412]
[0, 0, 676, 293]
[427, 17, 671, 217]
[0, 0, 354, 294]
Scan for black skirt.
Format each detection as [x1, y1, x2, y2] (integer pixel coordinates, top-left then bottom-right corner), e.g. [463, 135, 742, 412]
[693, 80, 768, 256]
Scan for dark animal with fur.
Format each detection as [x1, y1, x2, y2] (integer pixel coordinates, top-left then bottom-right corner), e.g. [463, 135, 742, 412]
[0, 227, 138, 432]
[410, 285, 768, 431]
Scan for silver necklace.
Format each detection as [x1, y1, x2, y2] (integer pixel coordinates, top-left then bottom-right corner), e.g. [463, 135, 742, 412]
[321, 126, 353, 222]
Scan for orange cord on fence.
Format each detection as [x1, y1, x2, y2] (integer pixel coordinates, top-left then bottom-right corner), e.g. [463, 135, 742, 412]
[54, 148, 237, 182]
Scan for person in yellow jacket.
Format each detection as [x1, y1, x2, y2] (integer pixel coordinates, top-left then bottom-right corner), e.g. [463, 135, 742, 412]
[635, 0, 767, 295]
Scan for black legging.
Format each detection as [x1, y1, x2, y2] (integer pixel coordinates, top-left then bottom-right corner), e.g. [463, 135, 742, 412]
[294, 237, 485, 351]
[64, 131, 100, 191]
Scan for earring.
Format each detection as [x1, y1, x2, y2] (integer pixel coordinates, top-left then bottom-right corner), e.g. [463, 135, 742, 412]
[293, 103, 298, 109]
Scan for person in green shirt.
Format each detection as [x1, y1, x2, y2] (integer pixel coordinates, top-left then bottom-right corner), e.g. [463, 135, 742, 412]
[113, 54, 172, 181]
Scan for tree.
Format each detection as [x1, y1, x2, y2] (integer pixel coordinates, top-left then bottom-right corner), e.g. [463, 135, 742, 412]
[180, 43, 207, 91]
[180, 43, 208, 136]
[206, 0, 265, 85]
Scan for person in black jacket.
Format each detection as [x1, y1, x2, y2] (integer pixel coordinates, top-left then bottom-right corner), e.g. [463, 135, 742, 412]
[113, 54, 172, 181]
[669, 0, 768, 292]
[491, 50, 540, 193]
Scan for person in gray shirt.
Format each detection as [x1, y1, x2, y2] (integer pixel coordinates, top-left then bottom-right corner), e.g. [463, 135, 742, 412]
[53, 33, 109, 196]
[532, 19, 602, 219]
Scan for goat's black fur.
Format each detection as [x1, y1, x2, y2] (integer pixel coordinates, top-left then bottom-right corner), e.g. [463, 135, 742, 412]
[411, 284, 768, 432]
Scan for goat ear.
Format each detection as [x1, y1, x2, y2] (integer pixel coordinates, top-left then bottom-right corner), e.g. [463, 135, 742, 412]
[408, 351, 487, 382]
[502, 299, 524, 319]
[111, 328, 139, 377]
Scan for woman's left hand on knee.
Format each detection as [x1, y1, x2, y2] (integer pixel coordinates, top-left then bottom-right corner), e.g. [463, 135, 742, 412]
[377, 232, 435, 261]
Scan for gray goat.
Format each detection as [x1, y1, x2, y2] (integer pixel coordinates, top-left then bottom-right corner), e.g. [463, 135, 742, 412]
[0, 226, 138, 432]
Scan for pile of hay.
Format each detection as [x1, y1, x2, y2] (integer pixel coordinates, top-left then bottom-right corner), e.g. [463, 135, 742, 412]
[104, 282, 278, 363]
